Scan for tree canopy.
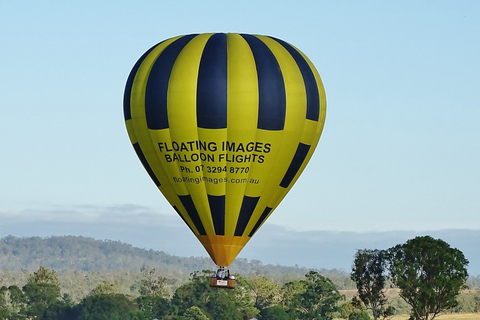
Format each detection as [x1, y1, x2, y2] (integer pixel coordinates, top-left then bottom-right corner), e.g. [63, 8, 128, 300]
[286, 271, 344, 320]
[389, 235, 469, 320]
[351, 249, 394, 320]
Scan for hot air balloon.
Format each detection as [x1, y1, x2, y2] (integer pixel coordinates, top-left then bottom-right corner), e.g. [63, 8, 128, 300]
[123, 33, 326, 287]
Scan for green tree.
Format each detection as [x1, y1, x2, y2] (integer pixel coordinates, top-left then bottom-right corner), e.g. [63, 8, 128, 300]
[281, 279, 306, 309]
[23, 266, 62, 319]
[172, 270, 258, 320]
[89, 280, 120, 295]
[28, 266, 60, 287]
[171, 270, 212, 315]
[248, 276, 282, 311]
[258, 305, 292, 320]
[286, 271, 343, 320]
[351, 249, 394, 320]
[348, 309, 371, 320]
[42, 296, 76, 320]
[0, 285, 27, 320]
[0, 287, 11, 320]
[183, 305, 210, 320]
[76, 293, 137, 320]
[23, 283, 62, 319]
[135, 295, 171, 319]
[389, 236, 469, 320]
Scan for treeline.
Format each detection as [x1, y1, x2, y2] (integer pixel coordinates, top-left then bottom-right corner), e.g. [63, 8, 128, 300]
[1, 235, 480, 319]
[1, 235, 480, 292]
[2, 235, 479, 288]
[2, 266, 349, 320]
[0, 235, 354, 288]
[0, 265, 480, 320]
[0, 267, 348, 320]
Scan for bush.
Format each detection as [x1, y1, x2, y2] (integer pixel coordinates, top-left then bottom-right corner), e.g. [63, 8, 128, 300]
[348, 310, 371, 320]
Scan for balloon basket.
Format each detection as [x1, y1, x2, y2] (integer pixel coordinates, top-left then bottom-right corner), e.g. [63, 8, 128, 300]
[209, 266, 235, 289]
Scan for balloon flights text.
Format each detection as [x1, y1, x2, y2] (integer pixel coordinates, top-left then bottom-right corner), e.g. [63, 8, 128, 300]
[158, 139, 272, 164]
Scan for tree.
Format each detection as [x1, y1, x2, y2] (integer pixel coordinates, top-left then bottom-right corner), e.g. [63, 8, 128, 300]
[23, 266, 62, 319]
[286, 271, 343, 320]
[348, 309, 371, 320]
[135, 295, 171, 319]
[171, 270, 212, 315]
[28, 266, 60, 287]
[89, 280, 120, 296]
[389, 236, 469, 320]
[183, 306, 209, 320]
[171, 270, 258, 320]
[0, 285, 27, 320]
[248, 276, 282, 311]
[281, 279, 306, 310]
[77, 293, 137, 320]
[42, 297, 76, 320]
[258, 305, 292, 320]
[138, 265, 169, 297]
[351, 249, 394, 320]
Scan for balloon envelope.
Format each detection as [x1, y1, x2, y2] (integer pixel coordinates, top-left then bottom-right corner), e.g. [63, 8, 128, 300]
[124, 33, 326, 266]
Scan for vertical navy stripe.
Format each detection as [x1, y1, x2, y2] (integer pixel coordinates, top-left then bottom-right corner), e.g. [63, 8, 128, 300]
[208, 195, 225, 235]
[241, 34, 286, 130]
[234, 196, 260, 236]
[133, 143, 160, 187]
[280, 143, 311, 188]
[179, 195, 206, 235]
[124, 43, 160, 121]
[197, 33, 228, 129]
[248, 207, 272, 237]
[173, 206, 195, 234]
[270, 37, 320, 122]
[145, 34, 197, 129]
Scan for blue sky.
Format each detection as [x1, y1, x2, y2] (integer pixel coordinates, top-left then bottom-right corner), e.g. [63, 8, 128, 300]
[1, 1, 479, 241]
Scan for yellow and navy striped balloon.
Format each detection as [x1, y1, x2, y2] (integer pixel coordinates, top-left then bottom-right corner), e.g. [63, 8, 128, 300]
[124, 33, 326, 266]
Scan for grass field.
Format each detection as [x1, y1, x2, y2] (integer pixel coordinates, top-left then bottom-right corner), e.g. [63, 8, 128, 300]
[390, 313, 480, 320]
[334, 313, 480, 320]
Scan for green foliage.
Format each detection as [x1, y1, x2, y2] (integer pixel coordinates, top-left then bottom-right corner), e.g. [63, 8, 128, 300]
[281, 278, 306, 308]
[28, 266, 60, 286]
[171, 270, 212, 315]
[351, 249, 394, 320]
[389, 235, 469, 320]
[0, 285, 27, 319]
[0, 235, 475, 320]
[172, 270, 258, 320]
[348, 309, 371, 320]
[135, 295, 171, 319]
[89, 280, 121, 296]
[258, 305, 292, 320]
[183, 306, 209, 320]
[23, 282, 62, 319]
[23, 266, 62, 319]
[286, 271, 344, 320]
[338, 300, 357, 319]
[248, 276, 282, 310]
[42, 297, 76, 320]
[76, 293, 137, 320]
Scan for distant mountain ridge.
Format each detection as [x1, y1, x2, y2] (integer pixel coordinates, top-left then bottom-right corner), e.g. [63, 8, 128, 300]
[1, 214, 478, 276]
[0, 235, 201, 272]
[0, 235, 345, 279]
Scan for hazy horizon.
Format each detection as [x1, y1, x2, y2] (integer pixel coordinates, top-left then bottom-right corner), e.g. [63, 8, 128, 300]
[1, 206, 478, 276]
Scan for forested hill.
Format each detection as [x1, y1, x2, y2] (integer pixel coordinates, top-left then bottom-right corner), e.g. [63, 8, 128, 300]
[0, 235, 347, 280]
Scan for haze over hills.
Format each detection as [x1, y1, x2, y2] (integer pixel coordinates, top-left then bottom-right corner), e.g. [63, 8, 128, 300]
[1, 209, 478, 276]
